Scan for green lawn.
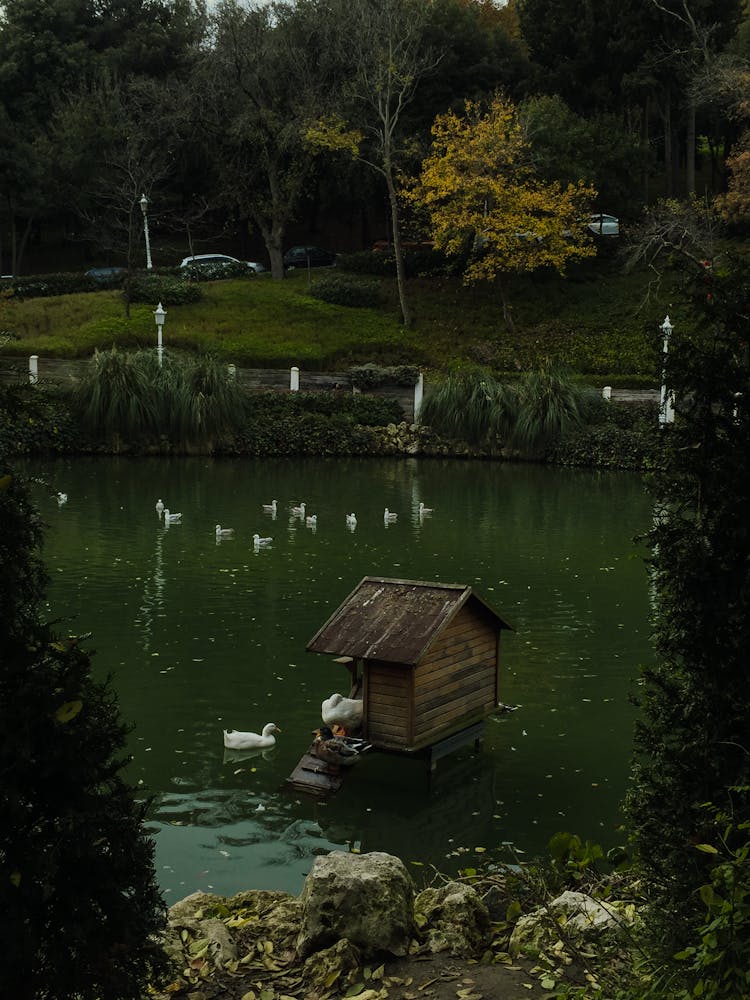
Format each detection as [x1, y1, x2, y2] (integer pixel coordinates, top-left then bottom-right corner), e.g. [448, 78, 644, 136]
[1, 257, 685, 382]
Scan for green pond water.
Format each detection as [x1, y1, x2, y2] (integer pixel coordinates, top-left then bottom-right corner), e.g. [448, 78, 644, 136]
[23, 455, 653, 901]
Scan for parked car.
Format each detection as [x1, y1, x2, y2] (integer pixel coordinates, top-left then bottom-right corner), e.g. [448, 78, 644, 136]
[283, 245, 337, 269]
[587, 213, 620, 237]
[86, 266, 127, 285]
[179, 254, 265, 275]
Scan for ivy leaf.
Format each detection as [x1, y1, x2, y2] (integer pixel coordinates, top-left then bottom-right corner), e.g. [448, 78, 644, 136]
[55, 700, 83, 723]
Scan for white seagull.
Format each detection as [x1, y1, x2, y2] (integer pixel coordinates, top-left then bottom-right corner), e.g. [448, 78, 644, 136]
[215, 524, 234, 538]
[418, 502, 434, 515]
[253, 533, 273, 548]
[291, 501, 306, 516]
[155, 499, 165, 516]
[56, 492, 68, 505]
[306, 514, 317, 526]
[346, 513, 357, 526]
[262, 499, 278, 513]
[164, 509, 182, 523]
[384, 508, 398, 522]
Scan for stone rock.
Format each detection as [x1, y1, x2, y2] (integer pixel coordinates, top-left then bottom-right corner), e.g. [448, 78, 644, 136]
[296, 851, 415, 959]
[301, 938, 362, 993]
[509, 890, 631, 958]
[415, 881, 491, 956]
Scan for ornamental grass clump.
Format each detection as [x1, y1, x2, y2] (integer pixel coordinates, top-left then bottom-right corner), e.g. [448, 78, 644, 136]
[512, 360, 594, 454]
[74, 347, 158, 450]
[418, 366, 517, 447]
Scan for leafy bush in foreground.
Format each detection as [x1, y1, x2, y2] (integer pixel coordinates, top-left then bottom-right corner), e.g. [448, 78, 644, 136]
[0, 470, 168, 999]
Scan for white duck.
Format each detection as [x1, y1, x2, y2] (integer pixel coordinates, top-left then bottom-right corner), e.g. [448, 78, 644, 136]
[418, 502, 433, 515]
[164, 509, 182, 523]
[223, 723, 281, 750]
[346, 512, 357, 526]
[306, 514, 317, 526]
[253, 533, 273, 548]
[155, 499, 165, 516]
[215, 524, 234, 537]
[291, 502, 306, 516]
[384, 508, 398, 522]
[262, 500, 278, 513]
[322, 692, 364, 733]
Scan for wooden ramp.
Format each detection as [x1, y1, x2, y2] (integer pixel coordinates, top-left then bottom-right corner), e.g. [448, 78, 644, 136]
[285, 743, 348, 796]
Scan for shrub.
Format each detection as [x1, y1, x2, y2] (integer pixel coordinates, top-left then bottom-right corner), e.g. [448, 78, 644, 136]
[181, 260, 251, 282]
[0, 469, 168, 999]
[309, 274, 383, 308]
[348, 363, 420, 388]
[127, 274, 202, 306]
[5, 272, 98, 299]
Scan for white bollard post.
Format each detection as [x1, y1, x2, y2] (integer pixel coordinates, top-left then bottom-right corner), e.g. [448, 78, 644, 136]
[290, 366, 299, 392]
[29, 355, 39, 385]
[602, 385, 612, 401]
[414, 372, 424, 420]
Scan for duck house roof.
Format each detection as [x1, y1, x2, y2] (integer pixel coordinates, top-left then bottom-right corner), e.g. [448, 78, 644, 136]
[306, 576, 513, 666]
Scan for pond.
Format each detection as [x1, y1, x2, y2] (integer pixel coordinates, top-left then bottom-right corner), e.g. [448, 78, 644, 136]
[23, 455, 653, 900]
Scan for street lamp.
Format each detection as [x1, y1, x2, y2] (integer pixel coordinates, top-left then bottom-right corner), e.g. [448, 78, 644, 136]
[154, 302, 166, 367]
[139, 193, 153, 270]
[659, 315, 675, 426]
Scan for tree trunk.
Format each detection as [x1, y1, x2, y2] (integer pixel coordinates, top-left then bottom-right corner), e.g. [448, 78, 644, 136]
[497, 275, 514, 332]
[384, 162, 412, 329]
[664, 95, 673, 198]
[261, 222, 285, 280]
[685, 97, 696, 196]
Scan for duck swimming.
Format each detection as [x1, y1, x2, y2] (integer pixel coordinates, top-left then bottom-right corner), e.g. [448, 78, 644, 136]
[253, 533, 273, 548]
[322, 692, 364, 733]
[215, 524, 234, 537]
[383, 508, 397, 522]
[418, 502, 433, 515]
[164, 509, 181, 523]
[291, 502, 306, 516]
[262, 500, 278, 513]
[223, 723, 281, 750]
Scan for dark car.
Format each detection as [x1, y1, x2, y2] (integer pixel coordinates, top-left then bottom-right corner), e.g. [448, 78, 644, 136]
[86, 266, 127, 286]
[283, 245, 337, 269]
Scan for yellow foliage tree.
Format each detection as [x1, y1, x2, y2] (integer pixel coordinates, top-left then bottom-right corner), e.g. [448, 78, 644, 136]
[411, 94, 597, 326]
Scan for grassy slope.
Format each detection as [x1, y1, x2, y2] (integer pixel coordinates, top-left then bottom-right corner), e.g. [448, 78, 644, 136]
[2, 253, 684, 381]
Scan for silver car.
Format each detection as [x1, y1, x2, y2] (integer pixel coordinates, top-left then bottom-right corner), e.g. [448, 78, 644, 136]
[179, 253, 265, 274]
[587, 214, 619, 237]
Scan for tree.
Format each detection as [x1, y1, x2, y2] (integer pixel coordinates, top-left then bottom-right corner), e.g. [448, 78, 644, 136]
[307, 0, 441, 328]
[411, 93, 596, 327]
[206, 0, 326, 280]
[624, 201, 750, 962]
[0, 468, 168, 999]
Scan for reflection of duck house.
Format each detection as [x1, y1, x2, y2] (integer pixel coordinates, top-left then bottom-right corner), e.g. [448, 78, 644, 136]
[307, 576, 513, 769]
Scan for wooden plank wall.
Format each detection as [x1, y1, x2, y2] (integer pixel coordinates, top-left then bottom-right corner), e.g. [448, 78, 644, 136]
[413, 607, 498, 746]
[0, 359, 415, 420]
[365, 662, 412, 748]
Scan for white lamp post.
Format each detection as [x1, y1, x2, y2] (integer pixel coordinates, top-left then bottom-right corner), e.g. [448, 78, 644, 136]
[659, 315, 675, 426]
[139, 193, 153, 270]
[154, 302, 166, 367]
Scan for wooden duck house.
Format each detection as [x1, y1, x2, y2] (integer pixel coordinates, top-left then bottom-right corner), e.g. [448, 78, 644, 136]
[306, 577, 513, 759]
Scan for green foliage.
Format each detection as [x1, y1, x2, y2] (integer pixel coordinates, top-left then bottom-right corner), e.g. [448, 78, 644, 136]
[0, 383, 83, 456]
[181, 261, 251, 282]
[348, 363, 420, 388]
[512, 360, 598, 454]
[73, 348, 247, 451]
[419, 361, 594, 452]
[672, 789, 750, 1000]
[418, 365, 518, 446]
[309, 274, 383, 308]
[0, 470, 168, 999]
[127, 274, 203, 306]
[4, 272, 104, 299]
[625, 251, 750, 957]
